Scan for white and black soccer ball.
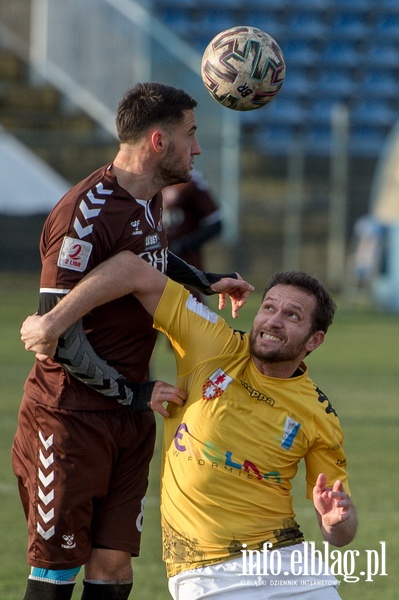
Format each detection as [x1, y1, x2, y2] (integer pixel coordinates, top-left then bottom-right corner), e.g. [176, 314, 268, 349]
[201, 25, 286, 111]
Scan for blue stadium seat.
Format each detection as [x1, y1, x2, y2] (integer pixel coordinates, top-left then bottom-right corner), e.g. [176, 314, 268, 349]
[357, 71, 399, 99]
[321, 39, 361, 67]
[304, 124, 333, 155]
[351, 98, 397, 127]
[286, 0, 331, 10]
[331, 12, 370, 39]
[281, 39, 319, 67]
[363, 42, 399, 69]
[154, 0, 196, 6]
[260, 97, 308, 126]
[374, 0, 399, 12]
[242, 12, 285, 39]
[242, 0, 284, 9]
[255, 123, 299, 155]
[286, 12, 328, 40]
[334, 0, 373, 11]
[155, 8, 193, 36]
[279, 69, 315, 98]
[350, 126, 388, 157]
[309, 97, 348, 124]
[317, 69, 356, 97]
[198, 0, 241, 6]
[375, 13, 399, 39]
[196, 10, 236, 41]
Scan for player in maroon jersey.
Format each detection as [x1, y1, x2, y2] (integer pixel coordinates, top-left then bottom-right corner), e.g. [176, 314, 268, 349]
[12, 82, 253, 600]
[163, 169, 222, 271]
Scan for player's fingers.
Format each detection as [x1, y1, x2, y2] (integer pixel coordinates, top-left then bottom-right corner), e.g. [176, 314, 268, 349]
[332, 479, 344, 493]
[314, 472, 328, 492]
[151, 403, 170, 418]
[168, 390, 186, 406]
[218, 293, 226, 311]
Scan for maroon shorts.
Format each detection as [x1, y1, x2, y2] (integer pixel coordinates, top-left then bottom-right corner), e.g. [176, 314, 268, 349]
[12, 393, 156, 570]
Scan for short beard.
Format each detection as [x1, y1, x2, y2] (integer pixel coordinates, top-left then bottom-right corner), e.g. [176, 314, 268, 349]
[158, 142, 191, 187]
[249, 329, 311, 365]
[160, 167, 191, 187]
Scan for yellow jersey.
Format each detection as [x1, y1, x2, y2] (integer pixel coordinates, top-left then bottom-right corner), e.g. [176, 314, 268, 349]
[154, 279, 350, 577]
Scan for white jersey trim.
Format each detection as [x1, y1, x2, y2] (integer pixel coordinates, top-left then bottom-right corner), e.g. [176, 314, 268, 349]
[40, 288, 70, 295]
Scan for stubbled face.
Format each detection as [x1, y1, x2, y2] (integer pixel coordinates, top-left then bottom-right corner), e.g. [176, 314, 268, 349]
[158, 110, 201, 186]
[249, 284, 322, 372]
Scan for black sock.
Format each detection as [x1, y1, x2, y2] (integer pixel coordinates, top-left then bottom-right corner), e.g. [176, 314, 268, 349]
[81, 580, 133, 600]
[23, 578, 75, 600]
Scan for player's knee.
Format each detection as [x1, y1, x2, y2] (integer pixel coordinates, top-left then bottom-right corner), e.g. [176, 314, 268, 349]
[85, 548, 132, 581]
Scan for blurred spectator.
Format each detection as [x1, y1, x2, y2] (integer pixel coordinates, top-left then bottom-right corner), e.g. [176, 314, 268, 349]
[162, 170, 222, 284]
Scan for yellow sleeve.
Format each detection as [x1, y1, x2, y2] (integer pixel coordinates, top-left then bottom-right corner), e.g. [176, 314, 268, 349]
[153, 278, 243, 374]
[304, 414, 351, 499]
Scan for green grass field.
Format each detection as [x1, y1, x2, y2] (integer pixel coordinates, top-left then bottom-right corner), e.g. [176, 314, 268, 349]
[1, 271, 398, 599]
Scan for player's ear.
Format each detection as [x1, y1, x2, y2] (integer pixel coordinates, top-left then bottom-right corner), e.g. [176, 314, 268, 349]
[150, 130, 165, 154]
[305, 330, 325, 353]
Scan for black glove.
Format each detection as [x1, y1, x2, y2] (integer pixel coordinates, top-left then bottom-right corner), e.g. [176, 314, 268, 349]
[116, 378, 156, 411]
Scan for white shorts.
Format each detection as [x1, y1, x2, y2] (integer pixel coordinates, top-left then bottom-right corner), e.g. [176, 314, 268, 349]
[168, 543, 341, 600]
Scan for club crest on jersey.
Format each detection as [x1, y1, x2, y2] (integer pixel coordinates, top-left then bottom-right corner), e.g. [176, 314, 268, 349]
[202, 368, 233, 401]
[145, 233, 161, 251]
[57, 236, 93, 272]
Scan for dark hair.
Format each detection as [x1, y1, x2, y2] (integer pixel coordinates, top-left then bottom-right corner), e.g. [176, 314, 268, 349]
[115, 82, 198, 143]
[262, 271, 336, 333]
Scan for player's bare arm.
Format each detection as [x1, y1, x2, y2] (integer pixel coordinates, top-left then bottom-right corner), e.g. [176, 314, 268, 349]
[21, 251, 254, 354]
[313, 473, 358, 547]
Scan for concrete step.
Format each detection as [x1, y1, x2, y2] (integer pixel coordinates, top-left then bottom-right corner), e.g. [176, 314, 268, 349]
[0, 83, 61, 111]
[0, 50, 25, 81]
[0, 109, 98, 132]
[0, 48, 117, 183]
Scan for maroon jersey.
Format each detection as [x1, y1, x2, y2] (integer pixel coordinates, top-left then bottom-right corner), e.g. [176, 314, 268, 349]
[162, 170, 221, 270]
[24, 164, 168, 411]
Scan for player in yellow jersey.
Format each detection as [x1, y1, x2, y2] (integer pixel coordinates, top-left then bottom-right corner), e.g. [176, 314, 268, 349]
[21, 252, 357, 600]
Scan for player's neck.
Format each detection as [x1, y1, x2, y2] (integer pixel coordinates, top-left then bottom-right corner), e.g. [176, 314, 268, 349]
[111, 162, 154, 200]
[252, 356, 304, 379]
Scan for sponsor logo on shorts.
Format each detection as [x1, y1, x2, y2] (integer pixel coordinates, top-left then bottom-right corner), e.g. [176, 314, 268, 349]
[61, 534, 76, 549]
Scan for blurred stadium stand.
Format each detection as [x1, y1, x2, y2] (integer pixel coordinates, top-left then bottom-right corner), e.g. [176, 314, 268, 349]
[151, 0, 399, 159]
[1, 0, 399, 293]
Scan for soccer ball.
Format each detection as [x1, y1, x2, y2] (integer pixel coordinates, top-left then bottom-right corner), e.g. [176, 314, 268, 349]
[201, 26, 286, 111]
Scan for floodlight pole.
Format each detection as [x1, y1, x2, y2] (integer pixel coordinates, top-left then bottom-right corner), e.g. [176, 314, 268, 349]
[327, 104, 349, 291]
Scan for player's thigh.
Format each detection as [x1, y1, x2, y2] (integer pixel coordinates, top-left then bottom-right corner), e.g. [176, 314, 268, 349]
[90, 409, 156, 555]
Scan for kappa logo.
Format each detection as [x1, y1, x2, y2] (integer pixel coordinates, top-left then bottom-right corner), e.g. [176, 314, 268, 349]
[202, 368, 233, 401]
[61, 534, 76, 549]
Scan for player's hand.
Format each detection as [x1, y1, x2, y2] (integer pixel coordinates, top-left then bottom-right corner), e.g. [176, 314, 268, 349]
[148, 380, 187, 418]
[313, 473, 352, 526]
[20, 313, 58, 358]
[211, 274, 255, 319]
